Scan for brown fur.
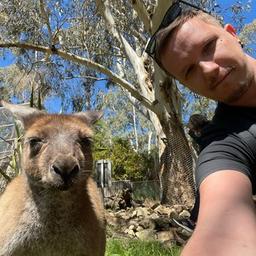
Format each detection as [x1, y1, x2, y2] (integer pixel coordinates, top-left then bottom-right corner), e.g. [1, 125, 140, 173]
[0, 103, 106, 256]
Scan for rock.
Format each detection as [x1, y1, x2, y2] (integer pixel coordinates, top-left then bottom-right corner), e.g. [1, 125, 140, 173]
[156, 230, 175, 242]
[128, 220, 138, 227]
[143, 198, 158, 209]
[136, 226, 144, 232]
[138, 218, 154, 229]
[154, 205, 172, 216]
[149, 212, 159, 220]
[128, 225, 135, 231]
[172, 204, 184, 214]
[125, 228, 135, 236]
[137, 207, 150, 217]
[153, 217, 170, 231]
[128, 229, 135, 236]
[135, 229, 156, 240]
[169, 208, 179, 219]
[141, 198, 149, 206]
[122, 214, 131, 221]
[132, 207, 150, 218]
[104, 197, 119, 210]
[105, 201, 191, 245]
[131, 209, 137, 218]
[179, 210, 190, 220]
[105, 211, 118, 226]
[179, 228, 193, 238]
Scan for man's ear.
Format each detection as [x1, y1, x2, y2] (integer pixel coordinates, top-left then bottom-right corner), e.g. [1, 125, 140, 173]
[224, 24, 244, 47]
[224, 24, 237, 37]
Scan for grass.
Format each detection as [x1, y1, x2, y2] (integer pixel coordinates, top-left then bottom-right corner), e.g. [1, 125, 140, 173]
[106, 238, 181, 256]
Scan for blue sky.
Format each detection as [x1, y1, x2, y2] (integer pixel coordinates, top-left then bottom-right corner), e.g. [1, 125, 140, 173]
[0, 49, 15, 68]
[221, 0, 255, 25]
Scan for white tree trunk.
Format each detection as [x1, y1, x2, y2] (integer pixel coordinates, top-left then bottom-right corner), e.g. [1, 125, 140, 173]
[132, 105, 139, 152]
[147, 130, 152, 155]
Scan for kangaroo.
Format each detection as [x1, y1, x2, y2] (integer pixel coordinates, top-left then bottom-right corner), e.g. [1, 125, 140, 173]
[0, 101, 106, 256]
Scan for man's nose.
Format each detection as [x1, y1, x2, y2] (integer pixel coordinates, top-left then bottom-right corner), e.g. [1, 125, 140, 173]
[199, 61, 219, 76]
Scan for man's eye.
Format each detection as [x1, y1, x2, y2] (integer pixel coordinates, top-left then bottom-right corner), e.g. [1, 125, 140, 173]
[203, 39, 216, 55]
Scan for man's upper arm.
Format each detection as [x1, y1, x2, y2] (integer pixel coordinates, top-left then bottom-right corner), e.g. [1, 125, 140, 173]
[195, 132, 256, 190]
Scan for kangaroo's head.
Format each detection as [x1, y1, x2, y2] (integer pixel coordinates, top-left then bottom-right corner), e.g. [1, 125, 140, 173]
[1, 101, 101, 191]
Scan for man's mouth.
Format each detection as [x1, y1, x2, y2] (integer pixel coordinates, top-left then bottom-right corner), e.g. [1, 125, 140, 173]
[210, 67, 234, 90]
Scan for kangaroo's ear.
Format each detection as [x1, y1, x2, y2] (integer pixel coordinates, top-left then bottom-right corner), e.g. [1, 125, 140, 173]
[0, 100, 45, 129]
[73, 111, 103, 125]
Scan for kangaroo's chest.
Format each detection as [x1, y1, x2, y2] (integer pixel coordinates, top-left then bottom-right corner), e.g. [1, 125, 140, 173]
[4, 199, 92, 256]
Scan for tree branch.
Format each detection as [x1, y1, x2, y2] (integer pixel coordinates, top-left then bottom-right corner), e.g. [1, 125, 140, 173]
[96, 0, 153, 101]
[39, 0, 53, 46]
[128, 0, 151, 33]
[130, 27, 147, 44]
[65, 75, 108, 81]
[0, 42, 155, 112]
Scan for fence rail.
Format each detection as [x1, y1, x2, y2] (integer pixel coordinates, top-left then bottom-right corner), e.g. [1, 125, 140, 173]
[102, 179, 160, 201]
[0, 124, 15, 128]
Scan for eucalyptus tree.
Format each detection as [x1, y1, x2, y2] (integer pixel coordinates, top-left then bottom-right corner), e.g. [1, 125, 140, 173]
[240, 19, 256, 55]
[0, 0, 221, 205]
[97, 86, 157, 153]
[0, 63, 52, 106]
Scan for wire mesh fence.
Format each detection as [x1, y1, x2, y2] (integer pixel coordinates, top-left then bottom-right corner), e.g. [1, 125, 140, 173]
[0, 106, 17, 191]
[159, 126, 197, 208]
[103, 180, 160, 201]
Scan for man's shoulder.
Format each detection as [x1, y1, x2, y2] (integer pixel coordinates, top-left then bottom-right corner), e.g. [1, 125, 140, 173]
[215, 102, 251, 113]
[212, 102, 256, 127]
[199, 103, 256, 150]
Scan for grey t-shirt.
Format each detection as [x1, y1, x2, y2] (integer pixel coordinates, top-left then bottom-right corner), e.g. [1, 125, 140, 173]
[196, 103, 256, 192]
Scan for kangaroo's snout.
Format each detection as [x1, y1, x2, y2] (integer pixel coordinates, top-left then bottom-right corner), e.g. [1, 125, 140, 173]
[51, 155, 80, 190]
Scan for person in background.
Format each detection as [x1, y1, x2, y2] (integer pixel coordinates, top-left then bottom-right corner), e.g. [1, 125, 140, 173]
[188, 113, 210, 153]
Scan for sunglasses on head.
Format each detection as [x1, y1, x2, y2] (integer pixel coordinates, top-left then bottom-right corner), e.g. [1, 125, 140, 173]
[145, 0, 210, 60]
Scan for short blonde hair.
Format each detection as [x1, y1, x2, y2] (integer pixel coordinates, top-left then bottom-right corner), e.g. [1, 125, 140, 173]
[155, 10, 222, 72]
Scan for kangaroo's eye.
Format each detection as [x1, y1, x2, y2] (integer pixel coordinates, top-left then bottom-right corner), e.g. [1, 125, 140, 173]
[29, 137, 42, 146]
[79, 137, 92, 147]
[27, 137, 44, 155]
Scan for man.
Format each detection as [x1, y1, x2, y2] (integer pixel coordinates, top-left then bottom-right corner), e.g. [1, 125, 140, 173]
[146, 1, 256, 255]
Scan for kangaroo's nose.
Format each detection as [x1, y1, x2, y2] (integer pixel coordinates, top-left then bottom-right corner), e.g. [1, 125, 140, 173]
[51, 156, 80, 184]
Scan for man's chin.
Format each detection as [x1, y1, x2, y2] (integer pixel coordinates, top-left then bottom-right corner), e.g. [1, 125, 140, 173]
[223, 82, 251, 106]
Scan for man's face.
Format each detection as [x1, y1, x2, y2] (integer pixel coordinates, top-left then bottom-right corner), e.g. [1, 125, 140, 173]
[160, 17, 254, 104]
